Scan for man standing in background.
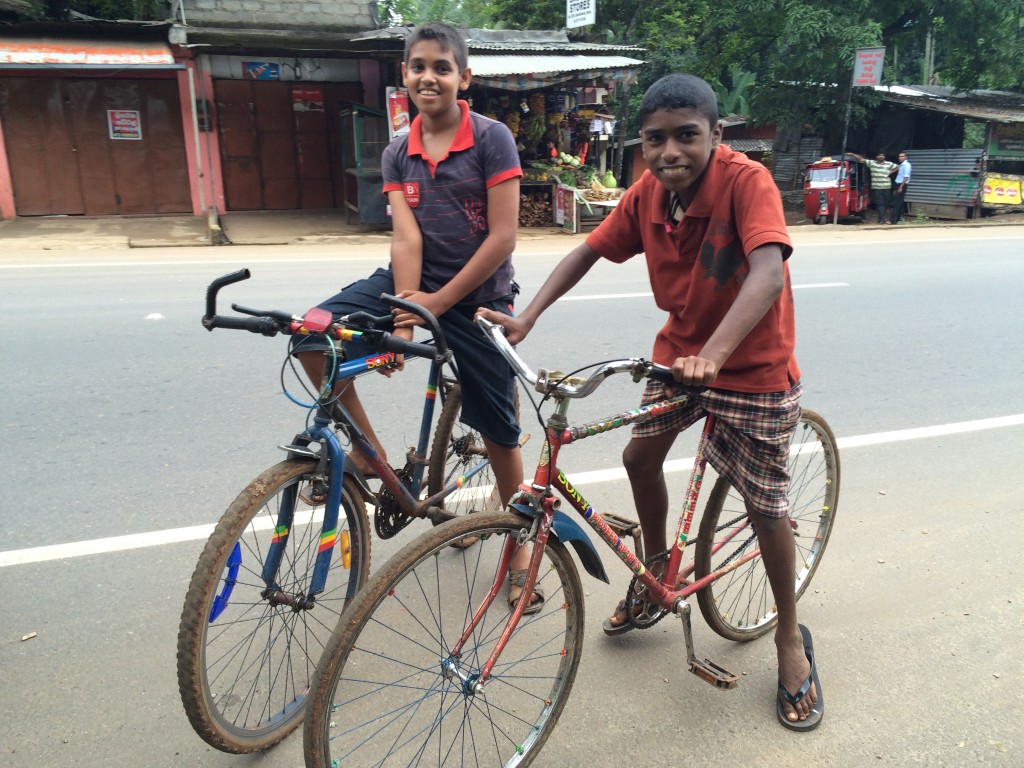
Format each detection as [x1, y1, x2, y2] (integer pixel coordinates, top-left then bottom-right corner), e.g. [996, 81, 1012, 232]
[853, 151, 898, 224]
[889, 151, 911, 224]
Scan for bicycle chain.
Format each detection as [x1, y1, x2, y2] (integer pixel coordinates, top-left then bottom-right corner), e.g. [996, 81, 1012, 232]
[624, 550, 672, 631]
[375, 465, 415, 539]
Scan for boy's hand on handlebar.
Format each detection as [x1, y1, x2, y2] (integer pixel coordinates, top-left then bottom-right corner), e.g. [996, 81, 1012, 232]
[671, 355, 719, 387]
[392, 290, 447, 328]
[379, 326, 413, 375]
[475, 307, 531, 345]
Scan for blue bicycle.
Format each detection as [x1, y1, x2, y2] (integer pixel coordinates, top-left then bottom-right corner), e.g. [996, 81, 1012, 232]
[177, 269, 513, 753]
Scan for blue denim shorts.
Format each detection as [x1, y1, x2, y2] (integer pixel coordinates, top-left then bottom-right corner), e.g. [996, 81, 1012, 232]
[291, 267, 520, 447]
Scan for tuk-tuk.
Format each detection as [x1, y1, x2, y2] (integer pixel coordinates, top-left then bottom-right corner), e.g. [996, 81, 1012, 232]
[803, 154, 870, 224]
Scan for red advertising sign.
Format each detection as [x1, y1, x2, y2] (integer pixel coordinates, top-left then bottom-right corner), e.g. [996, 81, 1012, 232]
[107, 110, 142, 140]
[387, 87, 410, 139]
[292, 86, 324, 112]
[853, 47, 886, 86]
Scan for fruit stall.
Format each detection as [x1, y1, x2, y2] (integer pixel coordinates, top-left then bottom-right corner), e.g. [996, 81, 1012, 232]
[463, 31, 644, 227]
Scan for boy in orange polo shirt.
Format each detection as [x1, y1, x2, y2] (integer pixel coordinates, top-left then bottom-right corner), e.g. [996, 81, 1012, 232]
[477, 73, 823, 730]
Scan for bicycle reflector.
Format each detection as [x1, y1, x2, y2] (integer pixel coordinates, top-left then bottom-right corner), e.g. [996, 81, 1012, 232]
[302, 307, 333, 333]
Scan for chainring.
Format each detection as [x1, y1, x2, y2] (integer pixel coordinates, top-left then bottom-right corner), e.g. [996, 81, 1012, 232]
[374, 465, 415, 539]
[625, 550, 672, 630]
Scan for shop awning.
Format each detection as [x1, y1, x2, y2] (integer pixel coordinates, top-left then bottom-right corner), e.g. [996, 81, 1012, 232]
[469, 54, 643, 90]
[0, 38, 183, 69]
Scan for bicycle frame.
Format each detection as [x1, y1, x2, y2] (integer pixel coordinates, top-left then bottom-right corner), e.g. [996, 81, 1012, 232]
[452, 325, 765, 692]
[259, 348, 494, 602]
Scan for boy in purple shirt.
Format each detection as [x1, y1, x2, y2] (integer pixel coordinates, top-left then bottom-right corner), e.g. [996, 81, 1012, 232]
[293, 23, 539, 610]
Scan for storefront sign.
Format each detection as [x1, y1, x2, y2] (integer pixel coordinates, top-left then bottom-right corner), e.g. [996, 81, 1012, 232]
[566, 0, 596, 29]
[852, 47, 885, 86]
[988, 123, 1024, 159]
[243, 62, 280, 80]
[982, 173, 1022, 206]
[107, 110, 142, 140]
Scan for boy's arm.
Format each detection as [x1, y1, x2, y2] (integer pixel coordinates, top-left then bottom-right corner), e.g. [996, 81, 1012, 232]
[394, 178, 519, 325]
[387, 190, 423, 345]
[476, 241, 602, 344]
[388, 190, 423, 295]
[673, 244, 784, 386]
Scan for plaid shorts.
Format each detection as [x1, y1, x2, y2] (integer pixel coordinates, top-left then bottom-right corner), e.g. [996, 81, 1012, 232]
[633, 380, 803, 518]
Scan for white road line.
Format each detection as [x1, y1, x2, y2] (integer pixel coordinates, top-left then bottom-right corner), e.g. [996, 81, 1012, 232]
[2, 413, 1021, 568]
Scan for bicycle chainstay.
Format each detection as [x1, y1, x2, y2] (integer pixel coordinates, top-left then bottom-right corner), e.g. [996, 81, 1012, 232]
[375, 463, 416, 539]
[624, 551, 673, 630]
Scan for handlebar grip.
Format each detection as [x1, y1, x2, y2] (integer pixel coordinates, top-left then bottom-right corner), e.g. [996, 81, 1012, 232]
[203, 315, 280, 336]
[378, 334, 441, 361]
[204, 269, 250, 323]
[647, 363, 705, 396]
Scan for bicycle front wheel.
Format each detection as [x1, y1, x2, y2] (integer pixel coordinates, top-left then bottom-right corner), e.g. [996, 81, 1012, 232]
[695, 409, 840, 641]
[177, 459, 372, 753]
[304, 511, 585, 768]
[427, 381, 520, 523]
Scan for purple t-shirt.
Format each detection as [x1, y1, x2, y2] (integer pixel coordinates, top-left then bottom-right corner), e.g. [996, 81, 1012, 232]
[382, 101, 521, 305]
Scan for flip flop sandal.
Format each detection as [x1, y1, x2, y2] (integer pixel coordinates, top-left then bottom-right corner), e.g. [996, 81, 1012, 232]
[602, 598, 637, 636]
[777, 624, 825, 732]
[507, 568, 545, 616]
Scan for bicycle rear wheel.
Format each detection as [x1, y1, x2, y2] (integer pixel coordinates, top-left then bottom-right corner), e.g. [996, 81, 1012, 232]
[177, 459, 372, 753]
[695, 409, 839, 641]
[427, 381, 520, 522]
[304, 511, 584, 768]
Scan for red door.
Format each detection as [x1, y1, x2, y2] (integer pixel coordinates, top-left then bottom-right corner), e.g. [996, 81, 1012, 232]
[0, 75, 191, 216]
[215, 80, 362, 211]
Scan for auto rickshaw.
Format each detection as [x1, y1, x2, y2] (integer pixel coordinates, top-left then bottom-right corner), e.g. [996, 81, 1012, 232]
[803, 154, 870, 224]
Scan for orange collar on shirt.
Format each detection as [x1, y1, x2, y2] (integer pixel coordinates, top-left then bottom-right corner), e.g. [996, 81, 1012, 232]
[407, 100, 474, 173]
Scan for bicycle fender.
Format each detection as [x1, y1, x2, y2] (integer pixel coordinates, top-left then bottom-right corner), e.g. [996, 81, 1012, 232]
[510, 503, 609, 584]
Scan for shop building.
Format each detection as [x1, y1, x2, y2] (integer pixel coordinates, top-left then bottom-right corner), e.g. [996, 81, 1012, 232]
[0, 15, 643, 225]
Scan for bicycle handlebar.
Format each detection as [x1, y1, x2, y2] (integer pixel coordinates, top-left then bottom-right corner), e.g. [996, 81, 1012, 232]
[200, 271, 448, 363]
[474, 316, 704, 399]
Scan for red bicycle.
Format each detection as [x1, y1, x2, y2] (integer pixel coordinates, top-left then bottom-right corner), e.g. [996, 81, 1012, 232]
[303, 316, 840, 767]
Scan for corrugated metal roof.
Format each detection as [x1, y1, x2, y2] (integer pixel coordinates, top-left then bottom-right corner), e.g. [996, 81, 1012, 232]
[469, 54, 643, 77]
[874, 85, 1024, 124]
[725, 138, 773, 153]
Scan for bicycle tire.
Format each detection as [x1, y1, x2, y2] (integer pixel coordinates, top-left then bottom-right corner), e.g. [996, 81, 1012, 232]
[695, 409, 840, 642]
[304, 511, 585, 768]
[427, 381, 520, 523]
[177, 459, 372, 753]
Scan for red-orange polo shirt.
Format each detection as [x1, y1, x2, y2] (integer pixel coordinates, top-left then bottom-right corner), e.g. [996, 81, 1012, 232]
[587, 143, 800, 393]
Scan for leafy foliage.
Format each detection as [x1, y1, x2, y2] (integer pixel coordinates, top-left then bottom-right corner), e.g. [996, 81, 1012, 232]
[474, 0, 1024, 139]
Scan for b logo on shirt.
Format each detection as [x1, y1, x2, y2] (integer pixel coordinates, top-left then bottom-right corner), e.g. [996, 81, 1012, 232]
[404, 182, 420, 208]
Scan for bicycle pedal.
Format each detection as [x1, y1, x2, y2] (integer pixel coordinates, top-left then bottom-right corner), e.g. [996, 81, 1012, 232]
[602, 512, 641, 538]
[688, 658, 739, 690]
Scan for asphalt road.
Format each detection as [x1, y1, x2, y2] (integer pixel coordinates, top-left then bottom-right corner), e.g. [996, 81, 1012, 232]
[1, 226, 1022, 767]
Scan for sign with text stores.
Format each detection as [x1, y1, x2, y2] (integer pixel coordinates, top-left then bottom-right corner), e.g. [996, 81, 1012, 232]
[567, 0, 596, 29]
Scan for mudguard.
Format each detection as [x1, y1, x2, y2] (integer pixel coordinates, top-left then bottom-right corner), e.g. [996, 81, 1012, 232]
[510, 503, 609, 584]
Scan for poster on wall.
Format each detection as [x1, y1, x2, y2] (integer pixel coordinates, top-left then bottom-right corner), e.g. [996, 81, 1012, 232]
[107, 110, 142, 140]
[243, 62, 280, 80]
[386, 87, 410, 139]
[292, 86, 325, 112]
[981, 173, 1022, 206]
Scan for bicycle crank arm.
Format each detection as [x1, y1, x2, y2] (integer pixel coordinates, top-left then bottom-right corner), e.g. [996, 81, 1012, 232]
[677, 602, 739, 690]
